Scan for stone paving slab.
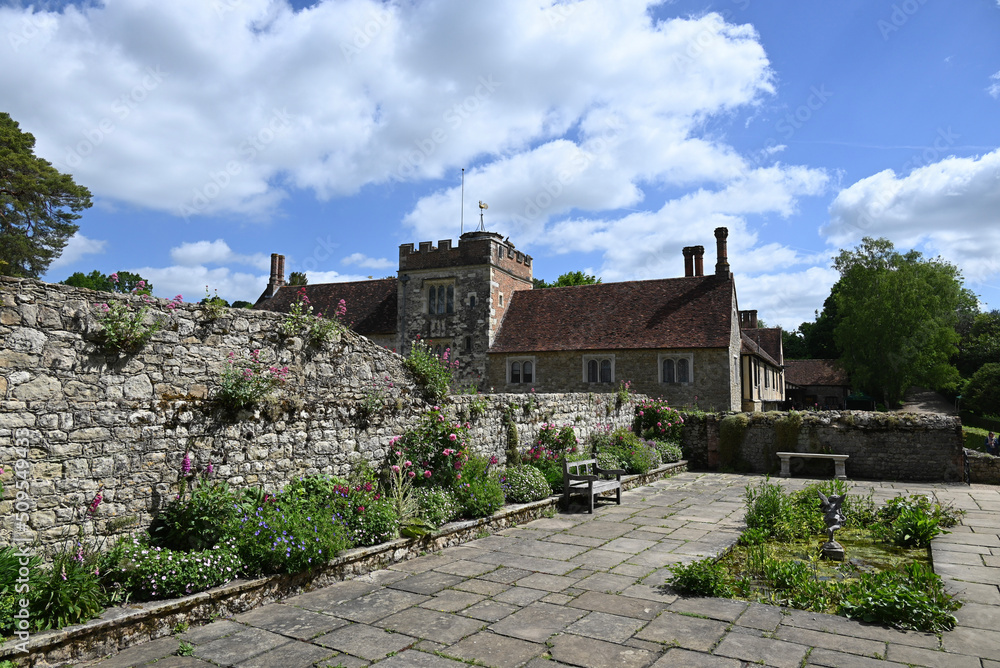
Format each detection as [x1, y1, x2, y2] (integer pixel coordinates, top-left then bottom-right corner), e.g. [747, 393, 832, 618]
[83, 473, 1000, 668]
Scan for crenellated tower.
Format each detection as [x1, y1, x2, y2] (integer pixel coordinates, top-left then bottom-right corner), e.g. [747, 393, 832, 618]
[397, 230, 533, 388]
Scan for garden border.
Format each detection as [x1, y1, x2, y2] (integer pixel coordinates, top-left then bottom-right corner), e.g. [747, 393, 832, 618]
[3, 462, 687, 667]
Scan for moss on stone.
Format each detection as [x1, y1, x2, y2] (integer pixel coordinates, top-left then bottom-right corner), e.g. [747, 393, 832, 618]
[719, 413, 749, 469]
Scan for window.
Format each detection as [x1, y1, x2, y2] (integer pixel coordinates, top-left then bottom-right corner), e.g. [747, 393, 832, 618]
[583, 356, 614, 383]
[465, 335, 472, 353]
[499, 293, 504, 307]
[508, 357, 535, 384]
[659, 354, 694, 384]
[469, 294, 476, 308]
[427, 282, 455, 314]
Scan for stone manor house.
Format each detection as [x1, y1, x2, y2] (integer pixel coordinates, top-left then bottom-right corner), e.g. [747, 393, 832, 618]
[254, 227, 785, 412]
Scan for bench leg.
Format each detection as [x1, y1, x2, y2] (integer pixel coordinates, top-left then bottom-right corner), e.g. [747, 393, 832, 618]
[615, 486, 621, 505]
[779, 457, 791, 478]
[834, 461, 846, 480]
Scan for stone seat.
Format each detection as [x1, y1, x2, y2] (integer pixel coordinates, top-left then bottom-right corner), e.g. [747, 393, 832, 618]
[776, 451, 848, 480]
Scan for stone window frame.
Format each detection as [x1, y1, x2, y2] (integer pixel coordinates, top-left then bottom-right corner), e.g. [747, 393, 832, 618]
[582, 355, 615, 384]
[467, 292, 477, 308]
[659, 353, 694, 385]
[507, 356, 536, 384]
[425, 279, 456, 315]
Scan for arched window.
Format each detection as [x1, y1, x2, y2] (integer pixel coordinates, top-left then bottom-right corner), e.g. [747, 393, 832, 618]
[469, 295, 476, 308]
[446, 285, 454, 313]
[587, 359, 598, 383]
[663, 359, 675, 383]
[677, 358, 690, 383]
[523, 361, 533, 384]
[600, 359, 612, 383]
[511, 361, 521, 384]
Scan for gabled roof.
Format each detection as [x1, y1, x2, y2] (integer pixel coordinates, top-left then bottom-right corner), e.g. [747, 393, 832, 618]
[740, 327, 783, 366]
[254, 278, 397, 336]
[490, 275, 735, 353]
[784, 359, 849, 387]
[741, 331, 781, 367]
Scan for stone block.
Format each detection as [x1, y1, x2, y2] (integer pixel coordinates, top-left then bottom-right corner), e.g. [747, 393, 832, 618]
[6, 326, 47, 353]
[13, 375, 61, 401]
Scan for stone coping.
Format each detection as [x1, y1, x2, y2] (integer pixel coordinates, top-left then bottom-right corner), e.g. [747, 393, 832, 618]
[2, 462, 687, 665]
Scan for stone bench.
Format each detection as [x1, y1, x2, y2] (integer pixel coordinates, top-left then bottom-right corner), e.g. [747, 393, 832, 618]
[777, 452, 848, 480]
[563, 458, 623, 513]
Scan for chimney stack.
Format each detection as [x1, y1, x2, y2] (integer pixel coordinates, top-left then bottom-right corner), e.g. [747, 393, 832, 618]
[714, 227, 730, 277]
[264, 253, 286, 299]
[682, 247, 695, 277]
[693, 245, 705, 277]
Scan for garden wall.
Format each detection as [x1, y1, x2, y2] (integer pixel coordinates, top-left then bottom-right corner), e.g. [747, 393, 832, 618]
[0, 277, 638, 553]
[679, 410, 965, 482]
[966, 449, 1000, 485]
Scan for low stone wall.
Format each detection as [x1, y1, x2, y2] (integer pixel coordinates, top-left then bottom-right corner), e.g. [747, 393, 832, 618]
[0, 277, 640, 552]
[680, 410, 965, 482]
[966, 449, 1000, 485]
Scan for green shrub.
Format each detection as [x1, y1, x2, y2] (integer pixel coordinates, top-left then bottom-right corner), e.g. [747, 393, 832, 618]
[31, 549, 105, 630]
[667, 558, 732, 598]
[652, 439, 683, 463]
[593, 428, 660, 474]
[501, 465, 552, 503]
[838, 564, 959, 632]
[151, 480, 241, 551]
[214, 349, 289, 411]
[0, 546, 42, 636]
[114, 537, 243, 600]
[404, 339, 458, 402]
[887, 507, 944, 548]
[348, 494, 399, 547]
[453, 455, 505, 518]
[718, 414, 749, 468]
[633, 399, 684, 441]
[395, 407, 471, 489]
[523, 423, 579, 491]
[413, 486, 461, 526]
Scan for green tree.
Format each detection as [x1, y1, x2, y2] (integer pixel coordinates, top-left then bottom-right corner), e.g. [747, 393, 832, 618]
[799, 291, 842, 359]
[1, 112, 92, 277]
[956, 309, 1000, 378]
[833, 237, 964, 407]
[61, 269, 152, 295]
[231, 300, 253, 309]
[781, 329, 809, 359]
[964, 362, 1000, 417]
[288, 271, 308, 286]
[533, 271, 601, 289]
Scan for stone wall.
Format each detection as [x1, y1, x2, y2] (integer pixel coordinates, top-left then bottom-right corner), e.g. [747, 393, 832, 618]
[0, 276, 637, 552]
[679, 410, 965, 482]
[966, 449, 1000, 485]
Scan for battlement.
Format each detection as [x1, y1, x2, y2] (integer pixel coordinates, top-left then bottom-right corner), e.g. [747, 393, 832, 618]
[399, 231, 532, 280]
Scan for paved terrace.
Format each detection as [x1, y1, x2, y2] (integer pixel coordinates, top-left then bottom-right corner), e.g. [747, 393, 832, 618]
[84, 473, 1000, 668]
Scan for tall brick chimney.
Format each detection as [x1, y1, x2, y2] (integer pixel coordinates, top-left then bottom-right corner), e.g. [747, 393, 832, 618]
[263, 253, 286, 299]
[682, 247, 695, 277]
[714, 227, 730, 277]
[693, 245, 705, 277]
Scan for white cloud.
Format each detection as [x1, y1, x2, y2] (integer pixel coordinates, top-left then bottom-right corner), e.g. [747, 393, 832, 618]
[736, 266, 840, 330]
[989, 71, 1000, 99]
[342, 252, 393, 270]
[825, 149, 1000, 282]
[132, 264, 266, 305]
[306, 270, 379, 283]
[49, 233, 107, 269]
[169, 239, 269, 270]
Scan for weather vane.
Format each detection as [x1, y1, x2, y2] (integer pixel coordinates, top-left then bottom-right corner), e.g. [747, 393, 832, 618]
[478, 200, 488, 231]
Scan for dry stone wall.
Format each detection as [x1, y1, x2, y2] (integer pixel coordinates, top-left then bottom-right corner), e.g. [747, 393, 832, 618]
[680, 410, 965, 482]
[0, 276, 637, 552]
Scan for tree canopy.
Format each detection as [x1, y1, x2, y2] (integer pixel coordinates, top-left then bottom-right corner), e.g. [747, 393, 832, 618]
[288, 271, 308, 286]
[832, 237, 965, 407]
[533, 271, 601, 289]
[1, 112, 92, 278]
[62, 270, 152, 295]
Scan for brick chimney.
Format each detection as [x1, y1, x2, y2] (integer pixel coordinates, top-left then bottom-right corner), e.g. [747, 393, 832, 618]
[263, 253, 286, 299]
[693, 245, 705, 276]
[682, 247, 695, 277]
[714, 227, 730, 277]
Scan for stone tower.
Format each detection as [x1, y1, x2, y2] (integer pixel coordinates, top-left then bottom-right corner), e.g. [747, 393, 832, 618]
[397, 231, 533, 388]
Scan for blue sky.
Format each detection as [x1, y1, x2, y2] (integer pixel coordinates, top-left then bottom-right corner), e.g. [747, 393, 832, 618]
[3, 0, 999, 328]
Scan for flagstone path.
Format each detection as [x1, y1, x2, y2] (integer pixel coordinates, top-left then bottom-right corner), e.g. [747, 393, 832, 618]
[83, 473, 1000, 667]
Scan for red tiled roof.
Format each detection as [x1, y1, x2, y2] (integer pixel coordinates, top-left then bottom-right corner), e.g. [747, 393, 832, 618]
[784, 359, 849, 387]
[740, 327, 783, 366]
[740, 331, 781, 367]
[253, 278, 397, 335]
[490, 276, 735, 353]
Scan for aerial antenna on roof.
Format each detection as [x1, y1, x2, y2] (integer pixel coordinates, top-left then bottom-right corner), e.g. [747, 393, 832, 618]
[478, 201, 488, 231]
[460, 168, 465, 235]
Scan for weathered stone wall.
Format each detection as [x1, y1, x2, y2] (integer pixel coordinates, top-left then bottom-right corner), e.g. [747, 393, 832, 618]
[679, 410, 965, 482]
[0, 277, 637, 552]
[966, 449, 1000, 485]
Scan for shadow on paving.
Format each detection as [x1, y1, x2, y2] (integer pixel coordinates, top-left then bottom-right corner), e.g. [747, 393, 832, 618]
[82, 473, 1000, 668]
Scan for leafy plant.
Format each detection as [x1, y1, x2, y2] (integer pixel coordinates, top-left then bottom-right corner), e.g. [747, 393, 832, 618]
[412, 486, 461, 527]
[0, 546, 42, 636]
[633, 399, 684, 442]
[666, 558, 733, 598]
[453, 455, 505, 519]
[214, 349, 289, 411]
[500, 465, 552, 503]
[838, 564, 959, 632]
[281, 287, 345, 346]
[30, 548, 105, 630]
[151, 478, 241, 551]
[394, 408, 471, 489]
[93, 285, 182, 353]
[592, 428, 660, 474]
[887, 507, 944, 548]
[200, 285, 227, 320]
[177, 641, 195, 656]
[358, 375, 393, 425]
[523, 423, 579, 491]
[404, 338, 458, 402]
[113, 537, 243, 600]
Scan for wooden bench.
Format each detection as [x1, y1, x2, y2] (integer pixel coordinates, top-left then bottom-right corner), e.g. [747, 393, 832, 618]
[777, 452, 848, 480]
[563, 458, 624, 513]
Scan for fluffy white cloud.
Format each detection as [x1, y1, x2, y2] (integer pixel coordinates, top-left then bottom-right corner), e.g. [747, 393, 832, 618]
[132, 264, 266, 305]
[735, 266, 840, 330]
[989, 71, 1000, 99]
[49, 234, 107, 269]
[825, 149, 1000, 282]
[341, 252, 393, 270]
[169, 239, 269, 270]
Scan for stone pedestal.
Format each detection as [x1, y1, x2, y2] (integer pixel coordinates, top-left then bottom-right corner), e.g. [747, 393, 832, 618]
[821, 540, 845, 561]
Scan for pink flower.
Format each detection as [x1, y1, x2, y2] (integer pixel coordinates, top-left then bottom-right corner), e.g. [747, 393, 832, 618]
[110, 272, 119, 283]
[391, 465, 401, 473]
[404, 460, 412, 467]
[456, 473, 462, 480]
[407, 471, 415, 478]
[206, 461, 214, 475]
[182, 452, 192, 475]
[423, 470, 432, 478]
[449, 433, 457, 441]
[88, 488, 103, 514]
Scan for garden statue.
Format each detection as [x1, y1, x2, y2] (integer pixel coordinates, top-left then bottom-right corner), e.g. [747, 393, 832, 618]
[817, 491, 846, 561]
